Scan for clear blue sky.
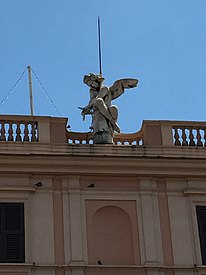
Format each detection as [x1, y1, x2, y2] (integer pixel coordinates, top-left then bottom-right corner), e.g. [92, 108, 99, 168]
[0, 0, 206, 133]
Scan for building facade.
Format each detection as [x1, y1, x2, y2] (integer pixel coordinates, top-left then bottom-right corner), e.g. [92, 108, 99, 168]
[0, 115, 205, 275]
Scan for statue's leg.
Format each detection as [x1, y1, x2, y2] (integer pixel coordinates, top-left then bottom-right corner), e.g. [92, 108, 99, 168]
[108, 106, 118, 121]
[94, 98, 120, 133]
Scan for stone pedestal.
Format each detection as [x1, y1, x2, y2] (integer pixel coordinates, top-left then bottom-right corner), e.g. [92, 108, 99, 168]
[93, 131, 113, 144]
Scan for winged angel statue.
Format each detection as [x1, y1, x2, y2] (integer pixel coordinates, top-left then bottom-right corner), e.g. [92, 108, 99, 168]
[79, 73, 138, 144]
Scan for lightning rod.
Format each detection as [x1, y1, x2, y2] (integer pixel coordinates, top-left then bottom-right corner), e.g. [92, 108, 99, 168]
[98, 16, 102, 76]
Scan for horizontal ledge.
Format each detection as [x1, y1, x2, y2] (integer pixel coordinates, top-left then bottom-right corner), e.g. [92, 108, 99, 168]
[0, 263, 203, 271]
[74, 264, 206, 271]
[64, 264, 205, 271]
[0, 187, 35, 192]
[184, 189, 206, 195]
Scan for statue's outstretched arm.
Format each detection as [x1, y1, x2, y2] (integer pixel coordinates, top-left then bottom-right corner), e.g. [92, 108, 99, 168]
[78, 89, 97, 120]
[78, 102, 94, 120]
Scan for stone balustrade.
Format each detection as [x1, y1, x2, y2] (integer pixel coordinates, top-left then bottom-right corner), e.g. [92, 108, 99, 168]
[0, 115, 205, 148]
[0, 115, 67, 143]
[67, 130, 144, 145]
[0, 119, 38, 142]
[67, 131, 93, 144]
[173, 125, 206, 146]
[142, 120, 206, 147]
[113, 131, 143, 145]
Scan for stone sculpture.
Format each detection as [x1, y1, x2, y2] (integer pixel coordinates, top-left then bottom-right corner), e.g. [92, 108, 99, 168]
[79, 73, 138, 144]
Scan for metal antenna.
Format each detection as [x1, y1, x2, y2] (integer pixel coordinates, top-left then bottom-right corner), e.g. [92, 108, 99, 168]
[98, 16, 102, 75]
[27, 65, 34, 116]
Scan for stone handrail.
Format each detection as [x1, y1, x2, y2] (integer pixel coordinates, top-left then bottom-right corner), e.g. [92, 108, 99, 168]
[67, 131, 93, 144]
[0, 115, 205, 147]
[113, 131, 143, 145]
[67, 120, 206, 147]
[142, 120, 206, 147]
[172, 124, 206, 147]
[162, 121, 206, 147]
[67, 130, 144, 145]
[0, 115, 67, 143]
[0, 116, 38, 142]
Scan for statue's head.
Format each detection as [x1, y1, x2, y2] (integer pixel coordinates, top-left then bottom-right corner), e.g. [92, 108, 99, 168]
[83, 73, 104, 89]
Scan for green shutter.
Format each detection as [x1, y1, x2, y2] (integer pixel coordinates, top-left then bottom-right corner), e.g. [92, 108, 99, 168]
[196, 206, 206, 264]
[0, 204, 3, 262]
[0, 203, 25, 263]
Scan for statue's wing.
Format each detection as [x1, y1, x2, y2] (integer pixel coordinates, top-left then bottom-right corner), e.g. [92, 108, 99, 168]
[109, 78, 138, 100]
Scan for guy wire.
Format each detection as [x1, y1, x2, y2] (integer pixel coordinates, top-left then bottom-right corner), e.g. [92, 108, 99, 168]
[31, 68, 61, 116]
[0, 67, 28, 107]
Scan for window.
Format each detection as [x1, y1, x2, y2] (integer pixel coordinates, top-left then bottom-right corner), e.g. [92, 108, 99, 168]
[0, 203, 25, 263]
[196, 206, 206, 264]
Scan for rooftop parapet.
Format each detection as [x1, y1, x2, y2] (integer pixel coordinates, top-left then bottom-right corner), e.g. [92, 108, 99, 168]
[142, 120, 206, 147]
[67, 130, 144, 146]
[0, 115, 67, 143]
[68, 120, 206, 148]
[0, 115, 205, 148]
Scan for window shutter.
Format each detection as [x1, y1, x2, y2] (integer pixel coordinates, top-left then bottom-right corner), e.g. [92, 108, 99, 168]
[0, 204, 3, 262]
[3, 203, 25, 263]
[196, 206, 206, 264]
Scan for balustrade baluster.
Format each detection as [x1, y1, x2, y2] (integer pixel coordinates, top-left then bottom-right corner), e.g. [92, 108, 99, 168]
[174, 128, 181, 146]
[181, 127, 188, 146]
[35, 122, 38, 141]
[189, 128, 195, 146]
[0, 124, 2, 141]
[204, 128, 206, 147]
[0, 123, 6, 141]
[23, 123, 29, 142]
[16, 123, 21, 141]
[197, 128, 203, 146]
[27, 123, 32, 142]
[31, 122, 37, 142]
[8, 123, 13, 141]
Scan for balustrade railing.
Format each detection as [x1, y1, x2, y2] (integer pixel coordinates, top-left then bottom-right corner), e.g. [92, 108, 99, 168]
[0, 119, 38, 142]
[0, 115, 205, 148]
[67, 131, 93, 145]
[173, 126, 206, 147]
[67, 130, 143, 145]
[113, 131, 143, 145]
[139, 120, 206, 147]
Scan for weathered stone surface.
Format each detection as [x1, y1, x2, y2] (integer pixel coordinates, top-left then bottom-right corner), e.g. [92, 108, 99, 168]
[79, 73, 138, 144]
[93, 131, 113, 144]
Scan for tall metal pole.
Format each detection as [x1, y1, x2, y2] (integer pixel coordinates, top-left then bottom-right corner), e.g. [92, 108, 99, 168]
[98, 16, 102, 76]
[28, 65, 34, 116]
